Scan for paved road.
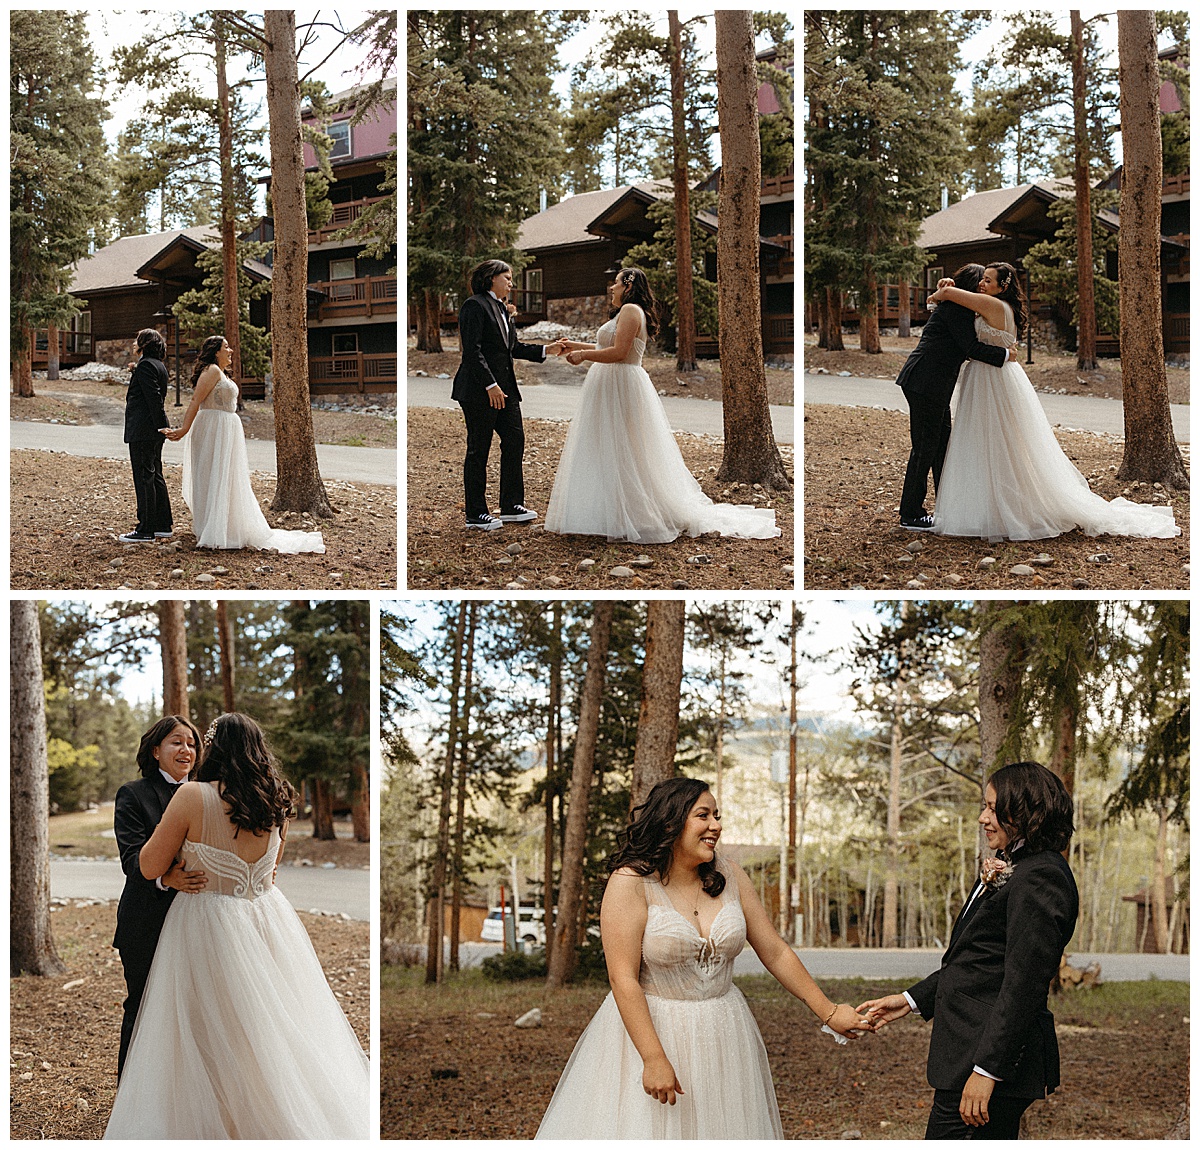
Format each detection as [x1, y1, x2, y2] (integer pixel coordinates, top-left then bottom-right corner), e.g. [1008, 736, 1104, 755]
[50, 857, 370, 921]
[11, 421, 397, 487]
[804, 373, 1192, 444]
[407, 377, 796, 445]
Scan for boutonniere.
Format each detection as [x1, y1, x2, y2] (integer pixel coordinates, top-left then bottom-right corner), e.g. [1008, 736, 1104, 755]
[981, 856, 1015, 890]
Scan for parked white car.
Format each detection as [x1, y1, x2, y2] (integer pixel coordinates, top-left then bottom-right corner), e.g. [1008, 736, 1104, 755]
[480, 906, 546, 945]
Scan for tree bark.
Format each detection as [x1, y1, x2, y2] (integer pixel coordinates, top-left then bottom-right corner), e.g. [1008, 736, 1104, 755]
[825, 286, 845, 351]
[1151, 801, 1170, 953]
[14, 328, 35, 397]
[158, 601, 190, 718]
[425, 603, 467, 984]
[263, 10, 334, 515]
[215, 16, 244, 395]
[449, 603, 478, 972]
[668, 11, 697, 372]
[883, 601, 909, 949]
[897, 278, 911, 339]
[1070, 12, 1098, 371]
[1116, 11, 1189, 488]
[46, 322, 60, 380]
[346, 600, 370, 844]
[630, 601, 685, 808]
[216, 600, 236, 713]
[977, 601, 1024, 777]
[311, 776, 335, 839]
[543, 602, 562, 969]
[423, 289, 443, 354]
[546, 601, 614, 988]
[859, 263, 881, 353]
[11, 601, 67, 976]
[714, 10, 790, 491]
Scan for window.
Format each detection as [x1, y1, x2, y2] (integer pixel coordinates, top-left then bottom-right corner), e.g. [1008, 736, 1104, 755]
[524, 268, 542, 293]
[71, 311, 92, 354]
[328, 119, 350, 159]
[925, 267, 943, 289]
[332, 333, 358, 355]
[328, 258, 357, 300]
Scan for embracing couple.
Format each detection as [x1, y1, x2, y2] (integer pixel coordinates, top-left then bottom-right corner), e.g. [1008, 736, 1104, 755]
[897, 262, 1178, 541]
[451, 259, 779, 543]
[536, 762, 1077, 1141]
[106, 713, 367, 1138]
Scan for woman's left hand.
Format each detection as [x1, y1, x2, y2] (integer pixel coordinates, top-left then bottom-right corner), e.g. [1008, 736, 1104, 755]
[826, 1003, 874, 1039]
[566, 350, 585, 366]
[160, 427, 186, 441]
[927, 287, 947, 303]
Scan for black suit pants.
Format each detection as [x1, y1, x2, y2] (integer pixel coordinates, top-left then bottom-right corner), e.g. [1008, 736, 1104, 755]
[128, 439, 172, 534]
[117, 940, 157, 1078]
[899, 388, 952, 520]
[925, 1089, 1035, 1139]
[458, 394, 525, 519]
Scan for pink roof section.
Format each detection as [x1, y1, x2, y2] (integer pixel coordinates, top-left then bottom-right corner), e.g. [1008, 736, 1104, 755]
[1160, 79, 1182, 114]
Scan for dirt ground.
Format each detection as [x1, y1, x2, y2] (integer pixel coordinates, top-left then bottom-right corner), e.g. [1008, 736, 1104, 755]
[10, 452, 396, 591]
[803, 334, 1191, 404]
[803, 405, 1189, 591]
[407, 408, 795, 591]
[381, 970, 1187, 1140]
[11, 902, 370, 1139]
[409, 333, 795, 405]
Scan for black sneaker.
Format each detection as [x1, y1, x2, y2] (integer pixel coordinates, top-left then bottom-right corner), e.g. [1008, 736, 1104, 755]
[899, 514, 936, 532]
[498, 505, 537, 523]
[466, 513, 503, 531]
[118, 530, 156, 543]
[154, 529, 174, 539]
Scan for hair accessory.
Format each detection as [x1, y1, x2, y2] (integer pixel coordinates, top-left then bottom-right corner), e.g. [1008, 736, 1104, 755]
[203, 716, 221, 748]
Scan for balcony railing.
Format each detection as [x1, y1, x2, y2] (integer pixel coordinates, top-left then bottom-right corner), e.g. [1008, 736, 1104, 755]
[761, 172, 795, 197]
[309, 352, 398, 394]
[309, 195, 389, 245]
[310, 274, 398, 319]
[32, 329, 93, 364]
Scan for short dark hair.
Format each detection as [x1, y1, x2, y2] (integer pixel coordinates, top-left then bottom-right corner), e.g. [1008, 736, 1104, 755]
[953, 263, 985, 292]
[469, 259, 512, 296]
[136, 328, 167, 360]
[136, 715, 202, 778]
[989, 761, 1074, 853]
[605, 776, 725, 898]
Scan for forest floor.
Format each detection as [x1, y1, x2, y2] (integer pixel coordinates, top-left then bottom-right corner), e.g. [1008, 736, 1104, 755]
[803, 334, 1191, 404]
[10, 452, 396, 592]
[48, 806, 369, 869]
[803, 405, 1190, 591]
[11, 902, 369, 1139]
[380, 968, 1188, 1140]
[407, 408, 795, 591]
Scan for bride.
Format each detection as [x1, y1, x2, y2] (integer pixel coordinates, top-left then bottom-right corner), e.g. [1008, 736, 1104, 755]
[162, 336, 325, 553]
[927, 264, 1180, 541]
[104, 713, 368, 1139]
[544, 269, 780, 543]
[536, 778, 870, 1139]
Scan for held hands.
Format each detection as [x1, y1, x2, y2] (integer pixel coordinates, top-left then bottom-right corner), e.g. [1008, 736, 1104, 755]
[642, 1053, 684, 1106]
[854, 992, 911, 1031]
[544, 339, 568, 357]
[159, 427, 186, 441]
[825, 1003, 874, 1039]
[566, 350, 586, 366]
[959, 1071, 995, 1127]
[1007, 347, 1018, 361]
[161, 861, 207, 893]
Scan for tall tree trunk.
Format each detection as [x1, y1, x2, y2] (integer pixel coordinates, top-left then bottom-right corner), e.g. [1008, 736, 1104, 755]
[215, 16, 243, 396]
[158, 601, 190, 718]
[825, 287, 845, 351]
[425, 604, 467, 984]
[46, 322, 60, 380]
[449, 604, 478, 973]
[543, 602, 562, 969]
[1116, 11, 1189, 488]
[346, 600, 370, 844]
[311, 777, 335, 839]
[1151, 801, 1170, 953]
[14, 328, 35, 397]
[714, 10, 790, 491]
[977, 601, 1025, 862]
[859, 263, 881, 353]
[546, 602, 614, 988]
[897, 277, 911, 339]
[1049, 693, 1078, 797]
[423, 289, 443, 354]
[11, 601, 66, 976]
[815, 290, 829, 349]
[264, 10, 334, 516]
[883, 602, 909, 949]
[668, 11, 697, 372]
[216, 600, 236, 713]
[630, 601, 685, 808]
[714, 648, 726, 810]
[1070, 12, 1098, 371]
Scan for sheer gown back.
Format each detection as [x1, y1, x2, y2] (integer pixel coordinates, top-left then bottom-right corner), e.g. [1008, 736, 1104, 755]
[536, 856, 782, 1139]
[935, 303, 1179, 541]
[103, 782, 368, 1139]
[182, 370, 325, 552]
[545, 307, 780, 543]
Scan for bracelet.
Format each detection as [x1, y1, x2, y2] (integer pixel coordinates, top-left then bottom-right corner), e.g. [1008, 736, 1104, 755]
[822, 1003, 838, 1027]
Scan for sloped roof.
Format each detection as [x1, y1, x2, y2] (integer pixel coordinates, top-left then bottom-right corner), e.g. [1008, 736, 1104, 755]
[517, 181, 674, 251]
[918, 180, 1075, 250]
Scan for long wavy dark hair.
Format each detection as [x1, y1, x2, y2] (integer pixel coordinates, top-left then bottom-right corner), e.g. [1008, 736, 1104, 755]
[136, 715, 202, 779]
[189, 334, 227, 388]
[605, 777, 725, 897]
[985, 261, 1029, 339]
[609, 266, 660, 339]
[196, 712, 297, 835]
[990, 761, 1074, 854]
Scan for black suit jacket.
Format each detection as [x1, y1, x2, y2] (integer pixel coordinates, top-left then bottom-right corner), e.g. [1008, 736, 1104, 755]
[907, 847, 1078, 1099]
[894, 300, 1009, 408]
[112, 773, 179, 953]
[451, 293, 546, 405]
[124, 356, 170, 444]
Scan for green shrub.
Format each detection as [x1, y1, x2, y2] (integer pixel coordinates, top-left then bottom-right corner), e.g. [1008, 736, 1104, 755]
[480, 948, 547, 982]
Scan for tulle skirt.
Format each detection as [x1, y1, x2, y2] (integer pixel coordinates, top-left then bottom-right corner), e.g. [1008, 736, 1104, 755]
[935, 359, 1180, 541]
[104, 887, 368, 1139]
[545, 361, 780, 544]
[182, 409, 325, 553]
[535, 988, 782, 1139]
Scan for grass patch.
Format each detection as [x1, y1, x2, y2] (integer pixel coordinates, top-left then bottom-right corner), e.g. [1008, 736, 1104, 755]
[49, 807, 118, 858]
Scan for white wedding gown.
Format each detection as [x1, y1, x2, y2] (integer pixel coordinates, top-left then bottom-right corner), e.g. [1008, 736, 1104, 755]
[935, 302, 1180, 541]
[545, 307, 780, 543]
[536, 856, 782, 1139]
[182, 370, 325, 552]
[104, 782, 368, 1139]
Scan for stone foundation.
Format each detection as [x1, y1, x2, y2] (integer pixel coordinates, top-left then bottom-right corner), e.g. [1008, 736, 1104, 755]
[548, 295, 611, 331]
[95, 337, 137, 367]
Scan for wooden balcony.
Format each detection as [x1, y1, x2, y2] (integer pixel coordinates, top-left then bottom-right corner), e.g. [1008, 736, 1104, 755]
[32, 329, 93, 367]
[310, 274, 397, 320]
[763, 233, 794, 280]
[761, 172, 795, 198]
[309, 352, 397, 395]
[1163, 171, 1190, 197]
[309, 195, 390, 245]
